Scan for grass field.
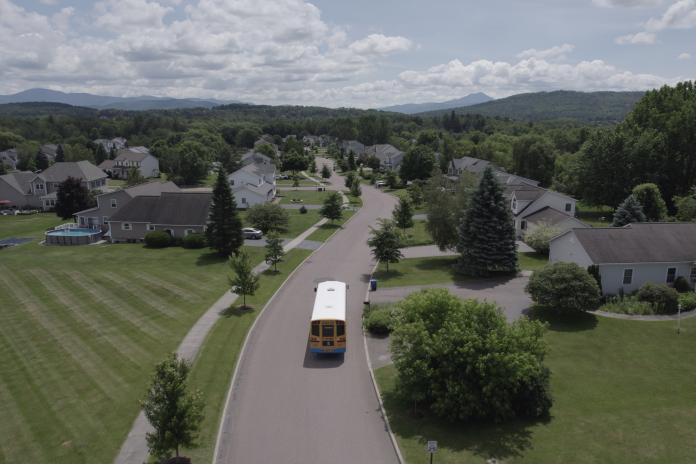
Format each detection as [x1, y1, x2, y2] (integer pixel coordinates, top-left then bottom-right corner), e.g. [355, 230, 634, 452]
[276, 178, 317, 187]
[183, 248, 312, 462]
[0, 213, 63, 240]
[577, 201, 613, 228]
[305, 210, 356, 242]
[0, 216, 271, 463]
[277, 189, 330, 205]
[400, 220, 433, 247]
[376, 313, 696, 463]
[374, 253, 546, 287]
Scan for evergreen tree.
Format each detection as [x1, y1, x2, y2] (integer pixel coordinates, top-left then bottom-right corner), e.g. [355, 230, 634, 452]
[0, 162, 6, 175]
[109, 145, 117, 160]
[55, 144, 65, 162]
[321, 164, 331, 179]
[264, 234, 285, 272]
[94, 144, 108, 165]
[632, 183, 667, 221]
[229, 250, 260, 308]
[320, 191, 343, 223]
[385, 170, 399, 189]
[55, 177, 94, 219]
[612, 194, 647, 227]
[309, 158, 317, 174]
[35, 149, 49, 170]
[456, 167, 517, 276]
[344, 171, 355, 188]
[206, 166, 243, 256]
[142, 354, 204, 461]
[367, 219, 403, 272]
[347, 151, 356, 171]
[392, 196, 414, 230]
[350, 180, 362, 197]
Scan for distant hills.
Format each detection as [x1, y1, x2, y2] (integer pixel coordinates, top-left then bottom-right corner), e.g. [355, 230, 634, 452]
[423, 90, 646, 123]
[379, 92, 493, 114]
[0, 88, 238, 111]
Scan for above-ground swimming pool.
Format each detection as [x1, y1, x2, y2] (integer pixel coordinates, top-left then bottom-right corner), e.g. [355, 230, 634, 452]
[45, 227, 103, 245]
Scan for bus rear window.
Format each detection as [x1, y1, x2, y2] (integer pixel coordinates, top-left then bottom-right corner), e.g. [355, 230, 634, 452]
[336, 321, 345, 336]
[311, 321, 320, 337]
[322, 322, 334, 337]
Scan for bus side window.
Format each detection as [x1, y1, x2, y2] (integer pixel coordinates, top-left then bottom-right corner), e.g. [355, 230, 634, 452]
[336, 321, 345, 337]
[311, 321, 320, 337]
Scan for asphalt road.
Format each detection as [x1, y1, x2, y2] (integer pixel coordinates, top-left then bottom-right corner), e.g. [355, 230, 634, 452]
[214, 160, 400, 464]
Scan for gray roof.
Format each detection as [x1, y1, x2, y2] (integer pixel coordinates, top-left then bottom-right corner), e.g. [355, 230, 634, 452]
[40, 144, 58, 159]
[570, 223, 696, 264]
[115, 147, 151, 162]
[236, 160, 275, 178]
[366, 144, 404, 164]
[99, 159, 116, 170]
[512, 186, 545, 202]
[233, 182, 274, 197]
[494, 170, 540, 187]
[342, 140, 365, 155]
[241, 150, 272, 167]
[37, 161, 107, 183]
[451, 156, 491, 174]
[123, 180, 179, 197]
[522, 206, 586, 227]
[110, 192, 212, 225]
[0, 171, 35, 194]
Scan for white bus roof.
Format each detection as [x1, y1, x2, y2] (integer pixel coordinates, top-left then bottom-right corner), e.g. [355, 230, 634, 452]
[311, 281, 347, 321]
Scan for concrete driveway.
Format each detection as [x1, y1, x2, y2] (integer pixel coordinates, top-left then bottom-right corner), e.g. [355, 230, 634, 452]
[214, 158, 400, 464]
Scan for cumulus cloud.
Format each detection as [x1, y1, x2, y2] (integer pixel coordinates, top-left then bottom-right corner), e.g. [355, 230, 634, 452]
[678, 52, 692, 59]
[615, 31, 657, 44]
[348, 34, 412, 55]
[517, 44, 574, 60]
[593, 0, 662, 7]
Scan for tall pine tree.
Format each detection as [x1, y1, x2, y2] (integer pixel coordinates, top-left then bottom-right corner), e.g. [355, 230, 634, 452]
[55, 144, 65, 162]
[206, 166, 243, 256]
[612, 194, 646, 227]
[456, 167, 517, 276]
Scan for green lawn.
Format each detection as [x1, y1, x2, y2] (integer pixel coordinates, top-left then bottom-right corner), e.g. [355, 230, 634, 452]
[374, 253, 545, 288]
[577, 201, 613, 228]
[400, 220, 433, 247]
[107, 179, 127, 189]
[283, 209, 322, 239]
[0, 235, 270, 463]
[377, 313, 696, 463]
[305, 210, 356, 242]
[276, 178, 317, 187]
[277, 189, 330, 205]
[183, 248, 312, 462]
[0, 213, 64, 240]
[517, 252, 549, 271]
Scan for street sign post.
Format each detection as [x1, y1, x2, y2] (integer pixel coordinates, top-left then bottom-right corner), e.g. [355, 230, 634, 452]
[426, 440, 438, 464]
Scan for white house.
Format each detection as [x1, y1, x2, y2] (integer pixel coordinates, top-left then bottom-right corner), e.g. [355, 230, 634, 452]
[365, 144, 405, 171]
[549, 223, 696, 295]
[109, 147, 159, 179]
[228, 158, 276, 209]
[508, 184, 580, 238]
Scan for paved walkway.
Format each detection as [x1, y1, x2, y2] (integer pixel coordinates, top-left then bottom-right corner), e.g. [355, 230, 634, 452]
[114, 217, 328, 464]
[590, 308, 696, 321]
[280, 203, 322, 210]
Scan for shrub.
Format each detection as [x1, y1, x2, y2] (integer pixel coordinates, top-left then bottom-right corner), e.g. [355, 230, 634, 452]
[636, 283, 679, 314]
[363, 306, 393, 335]
[144, 231, 171, 248]
[599, 298, 655, 315]
[523, 223, 560, 255]
[673, 276, 692, 293]
[526, 262, 600, 313]
[678, 292, 696, 311]
[299, 205, 308, 214]
[246, 203, 289, 233]
[182, 233, 206, 249]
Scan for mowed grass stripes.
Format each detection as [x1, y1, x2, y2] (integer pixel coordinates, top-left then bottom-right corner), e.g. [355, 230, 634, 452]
[0, 236, 264, 464]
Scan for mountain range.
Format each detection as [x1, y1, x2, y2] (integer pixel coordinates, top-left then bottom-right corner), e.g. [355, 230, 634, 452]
[0, 88, 237, 111]
[379, 92, 493, 114]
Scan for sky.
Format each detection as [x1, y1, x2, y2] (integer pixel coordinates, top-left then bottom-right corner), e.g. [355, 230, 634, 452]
[0, 0, 694, 108]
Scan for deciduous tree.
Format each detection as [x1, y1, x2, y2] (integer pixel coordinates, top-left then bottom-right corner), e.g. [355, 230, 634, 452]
[392, 196, 414, 231]
[229, 250, 260, 309]
[367, 219, 403, 272]
[246, 203, 289, 234]
[632, 183, 667, 221]
[55, 177, 94, 219]
[320, 191, 343, 223]
[264, 234, 285, 272]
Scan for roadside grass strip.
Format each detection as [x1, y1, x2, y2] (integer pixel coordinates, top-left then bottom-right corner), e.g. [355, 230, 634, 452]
[305, 210, 356, 242]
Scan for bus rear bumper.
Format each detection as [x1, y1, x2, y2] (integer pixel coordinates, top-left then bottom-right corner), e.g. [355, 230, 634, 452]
[310, 348, 346, 354]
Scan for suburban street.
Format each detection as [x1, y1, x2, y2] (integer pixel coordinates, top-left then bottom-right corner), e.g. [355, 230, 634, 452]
[214, 159, 400, 463]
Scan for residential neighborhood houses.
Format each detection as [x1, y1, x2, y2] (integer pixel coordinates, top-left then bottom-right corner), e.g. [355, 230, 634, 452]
[228, 149, 277, 208]
[550, 223, 696, 295]
[99, 146, 160, 179]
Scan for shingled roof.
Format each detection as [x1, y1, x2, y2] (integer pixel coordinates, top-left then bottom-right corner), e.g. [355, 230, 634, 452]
[110, 192, 212, 225]
[570, 223, 696, 264]
[37, 161, 107, 183]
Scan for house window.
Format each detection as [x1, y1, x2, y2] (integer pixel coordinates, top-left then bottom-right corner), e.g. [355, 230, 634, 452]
[122, 223, 132, 231]
[111, 199, 117, 208]
[230, 179, 234, 185]
[565, 203, 572, 212]
[241, 197, 247, 204]
[666, 267, 677, 284]
[35, 183, 44, 190]
[623, 268, 633, 285]
[185, 229, 194, 236]
[512, 199, 517, 211]
[147, 224, 155, 231]
[520, 220, 527, 230]
[103, 216, 108, 225]
[690, 265, 696, 283]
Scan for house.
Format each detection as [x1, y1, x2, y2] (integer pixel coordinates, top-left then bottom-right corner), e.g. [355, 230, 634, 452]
[98, 159, 116, 177]
[241, 150, 273, 167]
[365, 144, 405, 171]
[39, 144, 59, 163]
[0, 149, 18, 171]
[94, 137, 127, 152]
[29, 161, 108, 210]
[341, 140, 365, 156]
[75, 180, 180, 229]
[0, 171, 42, 208]
[108, 192, 212, 243]
[110, 147, 160, 179]
[228, 157, 276, 208]
[448, 157, 492, 177]
[508, 183, 580, 238]
[549, 223, 696, 295]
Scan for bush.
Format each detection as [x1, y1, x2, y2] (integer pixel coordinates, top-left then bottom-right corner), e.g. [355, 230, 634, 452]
[246, 203, 289, 233]
[299, 205, 308, 214]
[524, 223, 560, 255]
[599, 298, 655, 315]
[144, 231, 171, 248]
[673, 276, 692, 293]
[636, 283, 679, 314]
[182, 233, 206, 249]
[526, 262, 600, 313]
[678, 292, 696, 311]
[363, 305, 393, 335]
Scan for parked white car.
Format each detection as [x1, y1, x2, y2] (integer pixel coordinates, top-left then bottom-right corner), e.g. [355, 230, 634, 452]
[242, 227, 263, 239]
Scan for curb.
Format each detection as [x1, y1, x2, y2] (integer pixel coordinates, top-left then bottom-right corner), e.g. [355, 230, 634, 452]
[361, 260, 405, 464]
[212, 201, 362, 463]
